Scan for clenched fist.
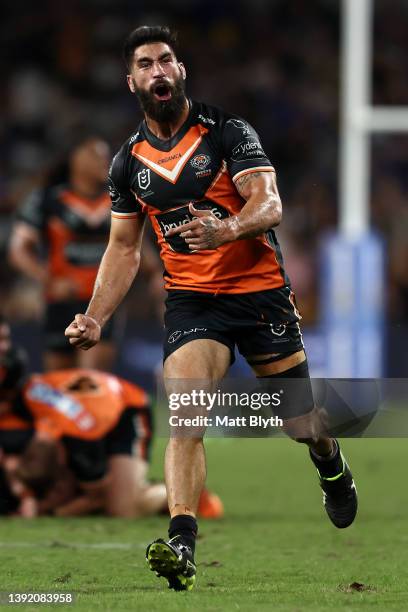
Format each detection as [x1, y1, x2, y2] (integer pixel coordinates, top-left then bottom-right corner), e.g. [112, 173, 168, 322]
[64, 314, 101, 350]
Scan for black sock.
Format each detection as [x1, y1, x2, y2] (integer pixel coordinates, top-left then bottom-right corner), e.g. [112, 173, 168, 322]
[310, 440, 344, 479]
[168, 515, 198, 553]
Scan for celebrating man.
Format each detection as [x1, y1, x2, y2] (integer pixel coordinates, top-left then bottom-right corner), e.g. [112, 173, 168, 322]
[65, 26, 357, 592]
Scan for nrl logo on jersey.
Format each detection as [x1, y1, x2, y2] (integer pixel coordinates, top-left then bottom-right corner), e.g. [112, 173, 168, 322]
[190, 154, 211, 171]
[137, 168, 151, 190]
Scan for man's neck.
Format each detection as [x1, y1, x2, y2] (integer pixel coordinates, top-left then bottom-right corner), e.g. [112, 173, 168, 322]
[145, 98, 190, 140]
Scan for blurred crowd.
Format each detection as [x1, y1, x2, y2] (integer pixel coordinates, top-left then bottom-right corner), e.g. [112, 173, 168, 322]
[1, 0, 408, 328]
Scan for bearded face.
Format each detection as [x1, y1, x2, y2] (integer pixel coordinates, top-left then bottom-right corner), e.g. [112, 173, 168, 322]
[133, 72, 186, 124]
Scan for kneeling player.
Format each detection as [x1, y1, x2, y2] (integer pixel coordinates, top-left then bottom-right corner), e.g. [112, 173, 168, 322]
[0, 352, 222, 518]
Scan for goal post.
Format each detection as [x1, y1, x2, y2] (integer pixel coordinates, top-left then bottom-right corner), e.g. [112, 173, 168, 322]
[321, 0, 408, 377]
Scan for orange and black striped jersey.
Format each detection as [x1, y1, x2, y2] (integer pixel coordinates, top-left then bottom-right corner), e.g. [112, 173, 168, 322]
[17, 185, 111, 301]
[18, 369, 150, 442]
[0, 370, 151, 483]
[109, 100, 289, 294]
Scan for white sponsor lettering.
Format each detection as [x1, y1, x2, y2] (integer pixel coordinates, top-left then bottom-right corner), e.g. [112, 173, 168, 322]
[198, 114, 216, 125]
[129, 132, 140, 144]
[159, 207, 224, 235]
[232, 140, 264, 158]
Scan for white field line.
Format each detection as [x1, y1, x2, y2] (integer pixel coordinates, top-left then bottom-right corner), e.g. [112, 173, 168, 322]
[0, 541, 145, 550]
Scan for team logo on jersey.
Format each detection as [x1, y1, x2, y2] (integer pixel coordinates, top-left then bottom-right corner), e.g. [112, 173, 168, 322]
[137, 168, 151, 190]
[270, 323, 286, 337]
[190, 154, 211, 171]
[226, 118, 251, 136]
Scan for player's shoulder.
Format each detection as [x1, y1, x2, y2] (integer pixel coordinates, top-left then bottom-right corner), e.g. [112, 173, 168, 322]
[192, 100, 257, 137]
[20, 183, 69, 213]
[190, 100, 221, 127]
[19, 184, 52, 212]
[111, 124, 144, 167]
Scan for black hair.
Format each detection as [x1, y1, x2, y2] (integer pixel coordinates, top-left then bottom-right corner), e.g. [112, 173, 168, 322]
[123, 25, 178, 71]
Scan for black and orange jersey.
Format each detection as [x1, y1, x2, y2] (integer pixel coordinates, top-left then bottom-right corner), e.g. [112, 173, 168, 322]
[17, 185, 111, 301]
[109, 100, 289, 294]
[15, 369, 152, 482]
[19, 369, 150, 442]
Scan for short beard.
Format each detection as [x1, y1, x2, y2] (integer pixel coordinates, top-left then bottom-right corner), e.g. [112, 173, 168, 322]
[134, 76, 187, 124]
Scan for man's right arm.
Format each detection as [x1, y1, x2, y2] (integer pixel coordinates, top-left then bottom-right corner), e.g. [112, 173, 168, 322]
[65, 212, 146, 349]
[8, 223, 48, 285]
[8, 189, 48, 285]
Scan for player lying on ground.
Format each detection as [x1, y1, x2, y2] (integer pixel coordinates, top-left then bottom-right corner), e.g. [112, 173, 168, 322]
[65, 26, 358, 592]
[0, 351, 222, 518]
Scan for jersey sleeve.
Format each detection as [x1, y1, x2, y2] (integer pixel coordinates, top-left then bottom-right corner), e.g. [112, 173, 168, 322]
[221, 116, 275, 183]
[16, 189, 48, 232]
[109, 147, 142, 219]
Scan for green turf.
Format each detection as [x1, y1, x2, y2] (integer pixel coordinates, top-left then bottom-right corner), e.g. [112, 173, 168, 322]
[1, 438, 407, 611]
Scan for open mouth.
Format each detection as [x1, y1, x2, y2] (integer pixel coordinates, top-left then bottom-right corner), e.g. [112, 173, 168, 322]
[153, 83, 172, 101]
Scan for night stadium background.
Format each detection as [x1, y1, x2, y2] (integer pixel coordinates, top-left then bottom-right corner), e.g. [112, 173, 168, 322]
[1, 1, 408, 609]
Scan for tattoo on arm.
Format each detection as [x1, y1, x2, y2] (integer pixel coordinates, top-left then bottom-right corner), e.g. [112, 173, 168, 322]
[229, 169, 281, 238]
[235, 172, 262, 197]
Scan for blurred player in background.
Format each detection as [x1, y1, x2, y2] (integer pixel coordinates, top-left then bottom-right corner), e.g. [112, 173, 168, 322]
[65, 26, 357, 591]
[0, 347, 222, 519]
[10, 367, 164, 517]
[8, 134, 115, 371]
[0, 324, 33, 515]
[8, 134, 165, 371]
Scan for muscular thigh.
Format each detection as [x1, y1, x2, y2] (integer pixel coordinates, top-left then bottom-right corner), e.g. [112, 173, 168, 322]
[163, 338, 231, 380]
[105, 455, 148, 517]
[163, 339, 230, 430]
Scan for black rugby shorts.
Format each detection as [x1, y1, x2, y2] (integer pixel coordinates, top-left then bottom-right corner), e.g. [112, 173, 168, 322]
[163, 285, 304, 364]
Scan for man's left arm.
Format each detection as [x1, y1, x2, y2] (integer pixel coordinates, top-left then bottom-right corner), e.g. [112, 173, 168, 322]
[226, 169, 282, 240]
[167, 170, 282, 250]
[54, 478, 108, 516]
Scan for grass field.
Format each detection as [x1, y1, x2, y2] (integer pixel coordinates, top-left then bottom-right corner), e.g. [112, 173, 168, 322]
[1, 437, 407, 611]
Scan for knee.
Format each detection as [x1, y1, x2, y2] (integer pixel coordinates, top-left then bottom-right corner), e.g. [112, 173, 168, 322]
[281, 413, 320, 443]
